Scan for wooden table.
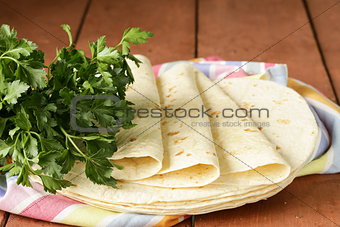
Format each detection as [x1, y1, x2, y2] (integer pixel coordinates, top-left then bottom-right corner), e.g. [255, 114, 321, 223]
[1, 0, 339, 226]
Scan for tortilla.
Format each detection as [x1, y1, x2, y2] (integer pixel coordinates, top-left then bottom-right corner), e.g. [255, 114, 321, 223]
[195, 70, 290, 185]
[135, 64, 220, 187]
[110, 55, 163, 180]
[218, 78, 319, 170]
[55, 169, 298, 215]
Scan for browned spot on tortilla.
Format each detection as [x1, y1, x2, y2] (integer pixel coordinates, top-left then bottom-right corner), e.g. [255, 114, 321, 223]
[258, 126, 263, 130]
[206, 152, 211, 155]
[165, 94, 171, 98]
[167, 131, 179, 136]
[277, 119, 291, 124]
[186, 153, 192, 156]
[250, 104, 255, 107]
[189, 176, 193, 179]
[213, 153, 216, 156]
[129, 138, 136, 142]
[159, 174, 163, 177]
[252, 84, 258, 87]
[161, 121, 168, 125]
[240, 119, 248, 122]
[168, 86, 176, 92]
[174, 137, 188, 144]
[276, 146, 281, 150]
[242, 102, 251, 109]
[210, 111, 221, 116]
[170, 98, 176, 102]
[179, 123, 184, 128]
[165, 104, 173, 108]
[273, 100, 283, 104]
[244, 128, 257, 132]
[175, 150, 184, 156]
[273, 99, 289, 104]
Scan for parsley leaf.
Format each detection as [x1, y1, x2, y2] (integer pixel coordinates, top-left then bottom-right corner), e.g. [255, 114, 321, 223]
[3, 80, 30, 105]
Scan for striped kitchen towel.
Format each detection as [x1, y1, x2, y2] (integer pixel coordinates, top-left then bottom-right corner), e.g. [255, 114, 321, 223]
[0, 57, 339, 227]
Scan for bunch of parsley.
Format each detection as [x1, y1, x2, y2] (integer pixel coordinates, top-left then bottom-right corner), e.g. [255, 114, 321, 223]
[0, 24, 153, 193]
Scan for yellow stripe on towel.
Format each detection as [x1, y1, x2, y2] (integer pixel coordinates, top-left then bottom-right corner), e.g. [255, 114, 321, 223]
[61, 205, 119, 227]
[288, 79, 340, 112]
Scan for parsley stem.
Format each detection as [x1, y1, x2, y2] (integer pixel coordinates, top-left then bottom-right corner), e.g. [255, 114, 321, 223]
[0, 56, 20, 65]
[59, 127, 87, 159]
[29, 131, 41, 139]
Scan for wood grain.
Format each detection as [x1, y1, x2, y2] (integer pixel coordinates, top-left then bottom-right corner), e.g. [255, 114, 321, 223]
[306, 0, 340, 102]
[195, 174, 340, 227]
[198, 0, 337, 101]
[0, 0, 89, 63]
[0, 211, 8, 227]
[76, 0, 196, 65]
[5, 215, 68, 227]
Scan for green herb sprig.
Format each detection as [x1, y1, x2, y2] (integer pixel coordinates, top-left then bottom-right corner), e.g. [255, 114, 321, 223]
[0, 24, 153, 193]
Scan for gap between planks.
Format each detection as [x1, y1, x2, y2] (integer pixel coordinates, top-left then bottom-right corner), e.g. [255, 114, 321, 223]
[302, 0, 340, 104]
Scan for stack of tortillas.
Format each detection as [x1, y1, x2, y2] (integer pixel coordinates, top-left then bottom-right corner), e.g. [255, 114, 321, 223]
[32, 55, 318, 215]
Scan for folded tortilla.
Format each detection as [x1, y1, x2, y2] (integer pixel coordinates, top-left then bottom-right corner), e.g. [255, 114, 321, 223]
[110, 55, 163, 180]
[195, 70, 290, 185]
[135, 63, 220, 187]
[218, 78, 319, 171]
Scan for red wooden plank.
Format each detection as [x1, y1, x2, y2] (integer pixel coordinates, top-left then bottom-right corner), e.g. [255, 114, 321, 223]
[195, 174, 340, 227]
[5, 215, 68, 227]
[76, 0, 196, 65]
[0, 0, 90, 63]
[198, 0, 337, 101]
[306, 0, 340, 102]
